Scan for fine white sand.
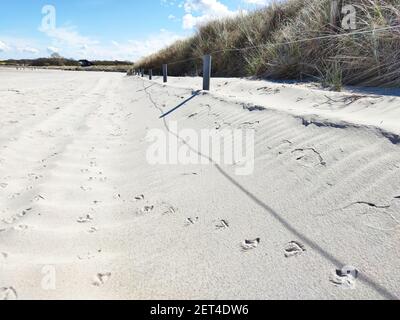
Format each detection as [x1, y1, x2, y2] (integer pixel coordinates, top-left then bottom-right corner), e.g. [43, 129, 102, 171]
[0, 68, 399, 300]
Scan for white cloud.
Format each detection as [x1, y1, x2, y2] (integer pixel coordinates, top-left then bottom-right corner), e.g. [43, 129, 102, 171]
[37, 20, 183, 61]
[0, 40, 10, 52]
[0, 38, 41, 58]
[20, 47, 40, 54]
[161, 0, 178, 7]
[181, 0, 244, 29]
[184, 0, 231, 14]
[107, 30, 184, 61]
[42, 26, 98, 48]
[47, 46, 60, 54]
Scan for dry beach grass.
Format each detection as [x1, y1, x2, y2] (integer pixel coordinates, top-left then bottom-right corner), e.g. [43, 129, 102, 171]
[132, 0, 400, 89]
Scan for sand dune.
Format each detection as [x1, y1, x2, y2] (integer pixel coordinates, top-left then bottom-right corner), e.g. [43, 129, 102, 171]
[0, 68, 399, 300]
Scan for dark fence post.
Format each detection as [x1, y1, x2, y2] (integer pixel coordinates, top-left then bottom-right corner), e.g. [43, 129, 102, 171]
[203, 54, 212, 91]
[163, 64, 168, 83]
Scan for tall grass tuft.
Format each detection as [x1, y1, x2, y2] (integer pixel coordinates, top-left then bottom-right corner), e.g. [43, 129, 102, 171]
[132, 0, 400, 88]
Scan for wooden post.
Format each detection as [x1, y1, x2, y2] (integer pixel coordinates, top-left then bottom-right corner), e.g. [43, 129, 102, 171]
[149, 69, 153, 80]
[203, 54, 212, 91]
[163, 64, 168, 83]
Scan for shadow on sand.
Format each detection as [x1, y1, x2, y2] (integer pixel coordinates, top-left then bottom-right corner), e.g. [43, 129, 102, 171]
[160, 90, 201, 119]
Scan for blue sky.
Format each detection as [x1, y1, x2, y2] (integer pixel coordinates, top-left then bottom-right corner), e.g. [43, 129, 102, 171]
[0, 0, 271, 61]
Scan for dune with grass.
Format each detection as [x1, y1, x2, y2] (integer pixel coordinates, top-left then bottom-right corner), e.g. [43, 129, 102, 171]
[131, 0, 400, 89]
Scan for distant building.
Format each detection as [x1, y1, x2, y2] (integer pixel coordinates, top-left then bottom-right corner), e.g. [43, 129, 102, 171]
[78, 60, 93, 67]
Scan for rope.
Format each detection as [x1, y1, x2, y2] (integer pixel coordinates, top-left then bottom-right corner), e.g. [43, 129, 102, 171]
[136, 24, 400, 67]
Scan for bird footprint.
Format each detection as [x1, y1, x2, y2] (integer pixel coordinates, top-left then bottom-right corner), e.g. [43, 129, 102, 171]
[215, 220, 229, 230]
[88, 226, 98, 233]
[163, 206, 177, 215]
[330, 266, 359, 290]
[241, 238, 260, 251]
[185, 217, 199, 226]
[141, 205, 154, 213]
[77, 214, 94, 223]
[134, 194, 145, 201]
[92, 272, 112, 287]
[284, 241, 306, 258]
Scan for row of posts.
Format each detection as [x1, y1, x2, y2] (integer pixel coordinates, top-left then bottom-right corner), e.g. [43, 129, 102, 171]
[133, 55, 212, 91]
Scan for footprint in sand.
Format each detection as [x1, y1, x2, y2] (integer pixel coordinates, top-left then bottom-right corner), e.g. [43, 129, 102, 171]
[284, 241, 306, 258]
[330, 266, 359, 290]
[77, 214, 94, 223]
[140, 205, 154, 214]
[0, 287, 18, 300]
[88, 227, 98, 234]
[241, 238, 260, 251]
[18, 208, 33, 218]
[215, 219, 229, 230]
[32, 195, 45, 202]
[182, 172, 198, 176]
[92, 272, 112, 287]
[134, 194, 145, 201]
[187, 113, 198, 119]
[185, 217, 199, 226]
[89, 160, 98, 168]
[162, 206, 177, 215]
[27, 173, 43, 181]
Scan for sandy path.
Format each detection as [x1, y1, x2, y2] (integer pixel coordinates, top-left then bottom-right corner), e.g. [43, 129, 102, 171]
[0, 69, 399, 300]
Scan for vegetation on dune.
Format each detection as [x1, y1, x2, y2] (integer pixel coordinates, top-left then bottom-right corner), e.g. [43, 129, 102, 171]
[131, 0, 400, 89]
